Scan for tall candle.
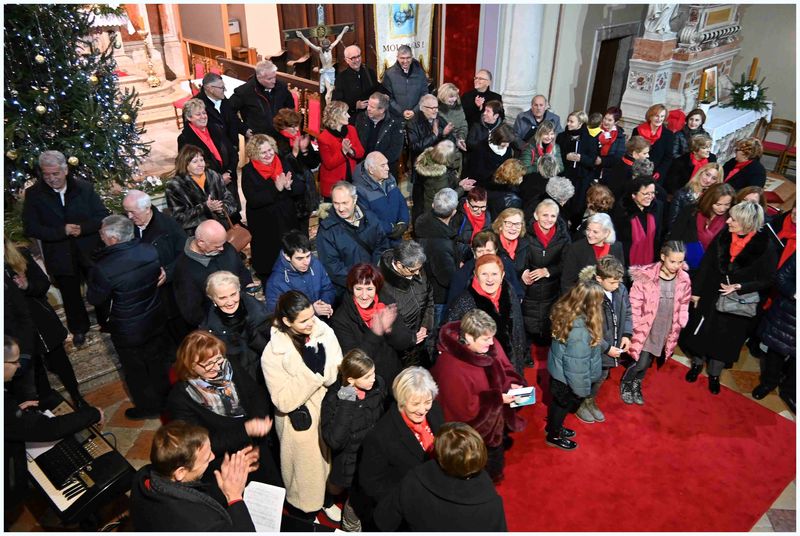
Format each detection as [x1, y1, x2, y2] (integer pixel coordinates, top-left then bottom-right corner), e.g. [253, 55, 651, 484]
[698, 71, 708, 102]
[749, 57, 759, 81]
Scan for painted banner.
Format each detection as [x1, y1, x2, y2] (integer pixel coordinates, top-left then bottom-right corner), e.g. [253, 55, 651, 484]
[374, 4, 434, 79]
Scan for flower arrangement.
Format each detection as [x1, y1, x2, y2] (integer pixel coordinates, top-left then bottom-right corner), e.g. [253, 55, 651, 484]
[723, 74, 769, 112]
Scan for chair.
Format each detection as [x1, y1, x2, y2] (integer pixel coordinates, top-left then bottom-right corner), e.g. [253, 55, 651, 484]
[758, 118, 795, 172]
[173, 82, 200, 130]
[778, 144, 796, 175]
[304, 91, 322, 137]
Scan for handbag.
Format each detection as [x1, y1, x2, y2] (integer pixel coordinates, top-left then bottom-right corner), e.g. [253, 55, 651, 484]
[224, 210, 252, 252]
[287, 404, 312, 431]
[716, 290, 760, 318]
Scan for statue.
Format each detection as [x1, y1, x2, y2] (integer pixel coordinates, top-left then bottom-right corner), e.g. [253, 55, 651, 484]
[644, 4, 678, 39]
[296, 25, 349, 100]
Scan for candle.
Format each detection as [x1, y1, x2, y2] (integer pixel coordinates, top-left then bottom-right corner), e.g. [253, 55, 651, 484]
[749, 57, 759, 81]
[698, 71, 707, 102]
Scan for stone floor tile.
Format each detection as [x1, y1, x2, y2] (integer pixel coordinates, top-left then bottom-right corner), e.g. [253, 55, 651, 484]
[766, 508, 795, 532]
[83, 379, 129, 409]
[752, 511, 774, 531]
[124, 429, 156, 461]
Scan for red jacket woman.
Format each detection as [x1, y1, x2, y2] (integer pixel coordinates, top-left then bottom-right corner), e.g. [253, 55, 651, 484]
[317, 100, 365, 198]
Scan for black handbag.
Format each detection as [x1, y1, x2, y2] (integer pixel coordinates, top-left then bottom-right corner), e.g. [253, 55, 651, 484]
[288, 404, 312, 431]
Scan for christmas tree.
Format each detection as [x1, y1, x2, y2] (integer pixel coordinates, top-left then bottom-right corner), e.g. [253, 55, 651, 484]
[4, 4, 150, 199]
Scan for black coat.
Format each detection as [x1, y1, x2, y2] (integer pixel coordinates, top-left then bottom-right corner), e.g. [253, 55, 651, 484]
[672, 126, 709, 157]
[631, 125, 674, 181]
[521, 218, 572, 336]
[332, 65, 379, 119]
[560, 237, 625, 292]
[406, 111, 454, 166]
[228, 76, 295, 138]
[379, 249, 435, 335]
[599, 284, 633, 368]
[602, 156, 634, 201]
[86, 240, 163, 348]
[130, 466, 255, 532]
[331, 291, 415, 388]
[197, 89, 248, 150]
[664, 152, 717, 194]
[240, 158, 305, 274]
[414, 212, 463, 304]
[446, 281, 526, 375]
[466, 134, 512, 186]
[22, 177, 109, 277]
[200, 293, 270, 380]
[172, 240, 253, 328]
[320, 376, 387, 489]
[495, 234, 533, 283]
[373, 460, 507, 532]
[177, 123, 237, 177]
[354, 112, 404, 168]
[139, 207, 187, 319]
[486, 181, 523, 218]
[4, 272, 38, 363]
[556, 126, 598, 183]
[612, 197, 665, 266]
[722, 157, 767, 190]
[445, 256, 524, 310]
[681, 228, 778, 364]
[353, 401, 445, 522]
[758, 254, 795, 356]
[461, 88, 503, 127]
[165, 170, 238, 234]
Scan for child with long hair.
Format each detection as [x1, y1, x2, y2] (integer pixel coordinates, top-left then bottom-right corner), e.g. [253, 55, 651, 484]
[320, 349, 386, 531]
[620, 241, 692, 405]
[546, 279, 605, 450]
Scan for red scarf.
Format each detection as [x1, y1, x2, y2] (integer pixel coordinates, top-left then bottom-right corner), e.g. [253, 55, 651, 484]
[621, 156, 634, 168]
[598, 127, 618, 156]
[471, 276, 501, 312]
[462, 201, 486, 241]
[280, 128, 301, 148]
[636, 122, 662, 146]
[696, 213, 727, 250]
[629, 213, 656, 265]
[690, 153, 709, 179]
[725, 159, 752, 182]
[535, 142, 554, 158]
[354, 295, 386, 328]
[730, 231, 756, 262]
[777, 216, 796, 268]
[533, 221, 555, 249]
[189, 123, 223, 165]
[251, 157, 283, 181]
[400, 410, 435, 453]
[592, 242, 610, 259]
[499, 235, 518, 260]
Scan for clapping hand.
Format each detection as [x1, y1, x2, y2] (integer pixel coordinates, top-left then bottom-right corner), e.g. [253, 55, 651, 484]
[206, 196, 224, 213]
[443, 122, 454, 136]
[474, 95, 485, 108]
[403, 110, 415, 120]
[341, 138, 353, 156]
[215, 448, 253, 503]
[313, 300, 333, 317]
[221, 171, 232, 185]
[458, 177, 476, 192]
[244, 416, 273, 437]
[370, 304, 398, 336]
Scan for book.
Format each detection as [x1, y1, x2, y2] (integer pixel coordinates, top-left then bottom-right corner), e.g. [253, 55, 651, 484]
[508, 386, 536, 408]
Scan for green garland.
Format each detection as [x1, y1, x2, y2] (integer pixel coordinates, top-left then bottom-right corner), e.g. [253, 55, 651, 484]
[723, 74, 769, 112]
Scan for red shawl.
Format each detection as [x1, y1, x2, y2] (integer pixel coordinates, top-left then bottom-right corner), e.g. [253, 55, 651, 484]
[189, 123, 223, 165]
[355, 295, 386, 328]
[598, 127, 618, 156]
[533, 221, 555, 249]
[725, 159, 752, 183]
[696, 213, 727, 250]
[499, 235, 518, 260]
[690, 153, 709, 179]
[636, 122, 662, 146]
[592, 242, 610, 259]
[251, 157, 283, 181]
[730, 231, 756, 263]
[777, 215, 796, 268]
[463, 201, 486, 241]
[471, 276, 501, 312]
[280, 128, 301, 148]
[629, 213, 656, 265]
[400, 410, 435, 453]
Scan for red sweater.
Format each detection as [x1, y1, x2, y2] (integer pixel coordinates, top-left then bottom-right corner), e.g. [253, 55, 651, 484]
[317, 126, 365, 198]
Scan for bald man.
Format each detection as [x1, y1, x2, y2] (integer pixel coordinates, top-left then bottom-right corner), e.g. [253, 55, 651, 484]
[352, 151, 409, 242]
[332, 44, 380, 122]
[172, 220, 256, 328]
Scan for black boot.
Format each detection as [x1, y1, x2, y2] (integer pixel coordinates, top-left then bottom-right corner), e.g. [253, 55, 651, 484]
[685, 363, 703, 383]
[546, 434, 577, 450]
[708, 375, 721, 395]
[752, 384, 775, 400]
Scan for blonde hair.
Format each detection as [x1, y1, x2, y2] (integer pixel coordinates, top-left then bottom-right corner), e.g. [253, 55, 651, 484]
[492, 207, 527, 238]
[322, 100, 349, 130]
[245, 134, 278, 161]
[4, 237, 27, 275]
[550, 280, 604, 346]
[568, 110, 588, 126]
[493, 159, 525, 186]
[686, 162, 724, 196]
[437, 83, 461, 106]
[393, 366, 439, 408]
[182, 98, 206, 122]
[459, 309, 497, 339]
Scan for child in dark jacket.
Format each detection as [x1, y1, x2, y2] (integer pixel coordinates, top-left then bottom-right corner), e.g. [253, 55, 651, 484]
[575, 255, 632, 424]
[321, 349, 387, 530]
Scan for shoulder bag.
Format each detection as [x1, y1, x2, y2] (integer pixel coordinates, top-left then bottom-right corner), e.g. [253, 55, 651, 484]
[224, 210, 252, 252]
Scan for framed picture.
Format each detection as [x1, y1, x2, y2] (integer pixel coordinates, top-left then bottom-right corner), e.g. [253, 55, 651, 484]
[702, 65, 719, 106]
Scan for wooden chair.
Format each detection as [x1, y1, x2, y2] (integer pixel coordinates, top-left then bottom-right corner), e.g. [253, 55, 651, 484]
[758, 118, 795, 172]
[304, 90, 322, 137]
[778, 144, 796, 175]
[173, 81, 200, 130]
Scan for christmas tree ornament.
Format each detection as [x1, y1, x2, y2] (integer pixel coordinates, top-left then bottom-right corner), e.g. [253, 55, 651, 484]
[35, 104, 47, 114]
[89, 74, 99, 85]
[67, 156, 79, 166]
[96, 120, 104, 127]
[34, 54, 45, 64]
[6, 149, 19, 160]
[120, 113, 131, 123]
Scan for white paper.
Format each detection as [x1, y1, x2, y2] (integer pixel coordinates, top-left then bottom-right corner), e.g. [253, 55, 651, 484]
[507, 386, 534, 396]
[243, 481, 286, 532]
[25, 410, 57, 458]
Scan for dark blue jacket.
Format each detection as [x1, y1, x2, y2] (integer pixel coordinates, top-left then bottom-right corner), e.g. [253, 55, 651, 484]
[758, 254, 795, 356]
[86, 239, 163, 348]
[352, 161, 409, 239]
[264, 253, 336, 313]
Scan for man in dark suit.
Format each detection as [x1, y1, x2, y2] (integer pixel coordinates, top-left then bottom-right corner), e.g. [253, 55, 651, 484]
[198, 72, 250, 150]
[354, 92, 404, 176]
[229, 60, 295, 139]
[21, 150, 110, 347]
[332, 45, 380, 122]
[461, 69, 504, 127]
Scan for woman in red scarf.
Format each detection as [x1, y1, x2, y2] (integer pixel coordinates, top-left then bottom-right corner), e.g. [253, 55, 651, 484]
[317, 100, 365, 199]
[451, 187, 493, 249]
[594, 106, 627, 180]
[491, 207, 530, 284]
[611, 177, 664, 266]
[446, 254, 527, 375]
[665, 133, 719, 194]
[723, 137, 767, 191]
[666, 161, 724, 227]
[331, 264, 415, 389]
[241, 134, 305, 284]
[560, 212, 625, 290]
[631, 103, 674, 182]
[520, 120, 563, 175]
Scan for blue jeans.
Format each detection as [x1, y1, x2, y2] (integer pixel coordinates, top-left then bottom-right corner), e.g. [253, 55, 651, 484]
[434, 304, 447, 329]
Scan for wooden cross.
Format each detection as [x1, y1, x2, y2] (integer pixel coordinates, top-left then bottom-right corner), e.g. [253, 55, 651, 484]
[283, 4, 353, 44]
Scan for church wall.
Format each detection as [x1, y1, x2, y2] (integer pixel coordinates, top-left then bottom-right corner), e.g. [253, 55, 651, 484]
[242, 4, 283, 58]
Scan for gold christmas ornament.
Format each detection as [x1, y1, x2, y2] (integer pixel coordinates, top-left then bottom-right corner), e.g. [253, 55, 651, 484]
[34, 54, 45, 64]
[96, 120, 104, 127]
[35, 104, 47, 115]
[120, 113, 131, 123]
[89, 75, 99, 85]
[67, 156, 79, 166]
[6, 149, 19, 160]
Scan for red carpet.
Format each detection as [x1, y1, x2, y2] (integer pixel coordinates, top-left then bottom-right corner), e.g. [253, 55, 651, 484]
[497, 358, 796, 531]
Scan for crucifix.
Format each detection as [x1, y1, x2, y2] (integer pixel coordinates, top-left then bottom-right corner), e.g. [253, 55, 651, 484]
[284, 4, 354, 99]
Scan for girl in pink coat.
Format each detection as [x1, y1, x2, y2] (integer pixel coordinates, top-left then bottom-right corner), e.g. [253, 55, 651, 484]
[620, 241, 692, 405]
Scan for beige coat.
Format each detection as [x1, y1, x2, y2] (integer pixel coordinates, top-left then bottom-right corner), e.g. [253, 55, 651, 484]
[261, 318, 343, 512]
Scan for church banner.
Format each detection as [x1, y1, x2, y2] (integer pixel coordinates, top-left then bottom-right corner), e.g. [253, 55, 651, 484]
[374, 4, 434, 80]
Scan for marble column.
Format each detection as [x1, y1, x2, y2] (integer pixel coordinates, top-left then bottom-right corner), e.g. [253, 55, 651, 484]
[158, 4, 187, 80]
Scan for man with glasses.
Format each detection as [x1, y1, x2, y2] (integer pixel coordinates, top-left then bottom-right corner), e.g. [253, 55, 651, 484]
[381, 45, 430, 120]
[332, 45, 379, 122]
[199, 73, 249, 164]
[461, 69, 504, 127]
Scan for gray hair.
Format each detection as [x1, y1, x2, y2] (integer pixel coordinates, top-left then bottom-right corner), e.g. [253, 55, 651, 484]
[397, 44, 412, 56]
[331, 180, 357, 199]
[394, 240, 426, 268]
[432, 188, 458, 218]
[460, 309, 497, 339]
[545, 176, 575, 205]
[631, 158, 654, 179]
[124, 189, 152, 210]
[364, 151, 386, 173]
[202, 72, 223, 86]
[537, 153, 561, 179]
[419, 93, 437, 108]
[205, 270, 241, 297]
[101, 214, 134, 242]
[182, 98, 206, 121]
[255, 60, 278, 75]
[393, 366, 439, 408]
[586, 212, 616, 244]
[531, 94, 548, 105]
[369, 92, 389, 110]
[729, 200, 764, 234]
[38, 150, 67, 170]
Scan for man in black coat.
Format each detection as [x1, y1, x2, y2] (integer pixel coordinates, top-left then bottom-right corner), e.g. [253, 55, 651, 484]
[172, 219, 256, 328]
[130, 421, 256, 532]
[229, 60, 295, 139]
[354, 92, 405, 175]
[87, 215, 170, 420]
[22, 150, 110, 346]
[332, 45, 380, 121]
[198, 72, 249, 151]
[461, 68, 504, 127]
[123, 190, 190, 346]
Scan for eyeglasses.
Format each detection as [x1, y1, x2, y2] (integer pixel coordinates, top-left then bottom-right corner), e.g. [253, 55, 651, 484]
[422, 105, 438, 110]
[468, 202, 487, 213]
[206, 84, 225, 91]
[474, 76, 490, 82]
[196, 355, 224, 372]
[398, 261, 422, 275]
[503, 221, 523, 228]
[346, 54, 361, 60]
[637, 191, 656, 198]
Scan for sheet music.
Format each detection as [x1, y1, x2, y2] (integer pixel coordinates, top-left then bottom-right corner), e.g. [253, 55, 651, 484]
[242, 481, 286, 532]
[25, 410, 57, 458]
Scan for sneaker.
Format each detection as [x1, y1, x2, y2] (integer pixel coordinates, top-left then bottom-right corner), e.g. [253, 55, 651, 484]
[322, 503, 342, 523]
[587, 398, 605, 422]
[546, 436, 578, 450]
[632, 379, 644, 405]
[575, 401, 595, 423]
[620, 381, 635, 404]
